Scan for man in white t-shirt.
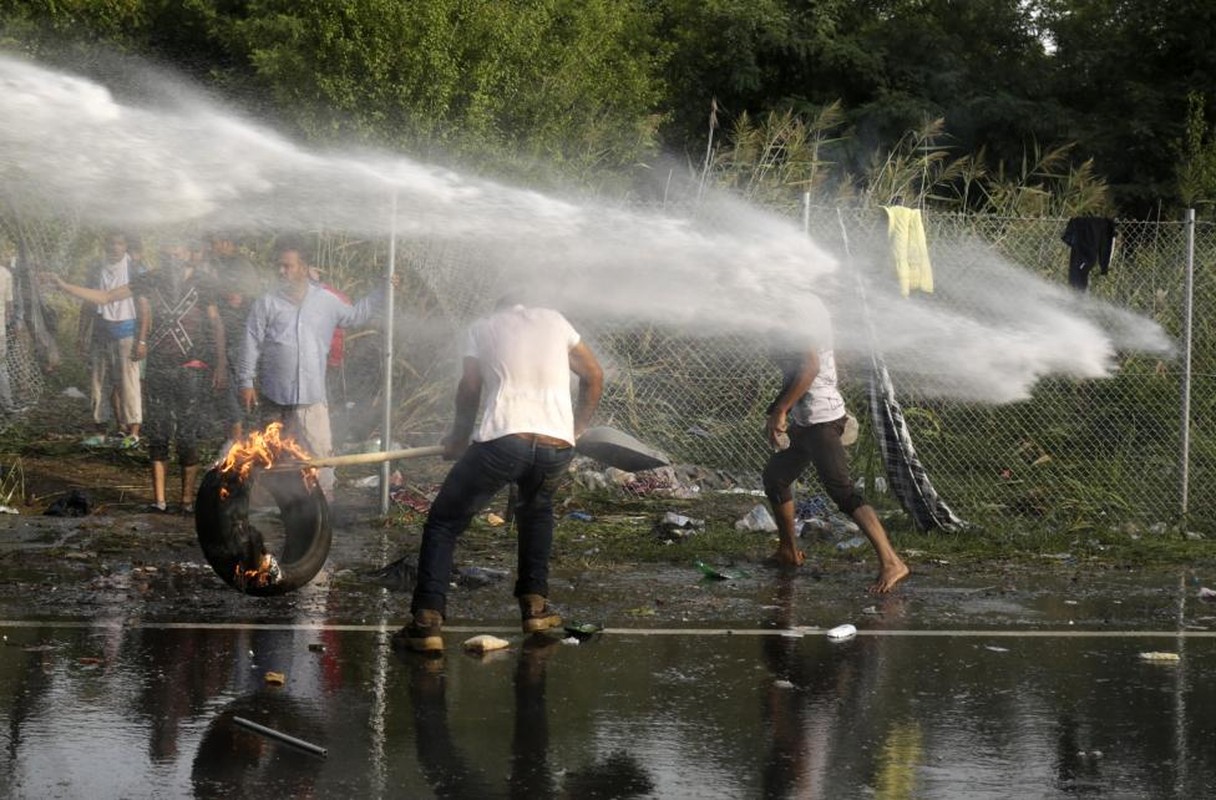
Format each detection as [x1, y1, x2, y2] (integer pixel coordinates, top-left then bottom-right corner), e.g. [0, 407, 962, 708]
[396, 299, 604, 653]
[763, 298, 908, 593]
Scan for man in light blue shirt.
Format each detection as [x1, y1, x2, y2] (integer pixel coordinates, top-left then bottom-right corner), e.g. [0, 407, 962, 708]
[238, 236, 391, 501]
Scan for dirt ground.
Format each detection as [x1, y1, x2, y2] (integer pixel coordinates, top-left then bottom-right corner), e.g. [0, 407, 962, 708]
[2, 389, 1208, 635]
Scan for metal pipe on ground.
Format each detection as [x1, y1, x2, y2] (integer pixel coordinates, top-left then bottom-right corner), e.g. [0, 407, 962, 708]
[233, 716, 328, 758]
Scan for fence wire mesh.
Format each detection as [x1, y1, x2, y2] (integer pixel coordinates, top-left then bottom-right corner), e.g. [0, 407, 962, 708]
[2, 204, 1209, 534]
[376, 204, 1209, 532]
[802, 208, 1206, 532]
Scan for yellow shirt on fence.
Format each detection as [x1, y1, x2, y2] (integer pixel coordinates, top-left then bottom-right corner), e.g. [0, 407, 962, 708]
[883, 205, 934, 296]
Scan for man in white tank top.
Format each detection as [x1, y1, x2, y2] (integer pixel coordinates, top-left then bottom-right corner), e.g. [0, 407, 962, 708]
[763, 298, 908, 593]
[396, 299, 604, 653]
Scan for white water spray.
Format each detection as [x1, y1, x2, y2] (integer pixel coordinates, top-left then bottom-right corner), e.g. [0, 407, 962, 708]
[0, 54, 1172, 402]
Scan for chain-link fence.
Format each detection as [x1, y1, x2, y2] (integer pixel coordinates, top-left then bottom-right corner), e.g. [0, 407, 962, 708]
[802, 207, 1208, 532]
[3, 204, 1209, 534]
[378, 203, 1209, 533]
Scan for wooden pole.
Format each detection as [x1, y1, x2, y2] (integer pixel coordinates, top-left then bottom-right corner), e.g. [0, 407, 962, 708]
[267, 445, 443, 471]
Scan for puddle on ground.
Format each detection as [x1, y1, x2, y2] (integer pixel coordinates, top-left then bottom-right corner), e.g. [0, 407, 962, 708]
[2, 614, 1215, 798]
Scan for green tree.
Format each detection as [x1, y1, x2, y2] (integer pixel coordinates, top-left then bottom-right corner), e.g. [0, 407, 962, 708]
[227, 0, 665, 182]
[1042, 0, 1216, 214]
[1176, 92, 1216, 212]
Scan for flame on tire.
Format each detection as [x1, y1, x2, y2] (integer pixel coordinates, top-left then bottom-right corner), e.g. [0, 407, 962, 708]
[217, 421, 318, 499]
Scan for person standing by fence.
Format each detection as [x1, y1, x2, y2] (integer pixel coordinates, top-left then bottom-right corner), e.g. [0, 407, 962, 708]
[77, 231, 146, 448]
[47, 240, 226, 512]
[237, 236, 392, 503]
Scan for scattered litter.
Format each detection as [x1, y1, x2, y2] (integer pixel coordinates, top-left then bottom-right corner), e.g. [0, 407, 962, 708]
[61, 386, 87, 399]
[0, 505, 17, 515]
[350, 475, 379, 488]
[836, 535, 867, 551]
[564, 621, 603, 641]
[826, 624, 857, 641]
[735, 504, 777, 532]
[794, 494, 860, 542]
[798, 517, 833, 538]
[1199, 587, 1216, 602]
[694, 559, 744, 581]
[573, 459, 755, 497]
[1138, 651, 1180, 663]
[463, 634, 510, 654]
[389, 483, 437, 514]
[853, 476, 887, 493]
[984, 645, 1010, 653]
[367, 556, 417, 592]
[233, 716, 327, 758]
[566, 511, 594, 522]
[1063, 599, 1079, 606]
[661, 511, 701, 528]
[43, 489, 92, 517]
[264, 671, 287, 686]
[797, 495, 831, 518]
[772, 679, 795, 689]
[654, 511, 704, 542]
[457, 565, 510, 587]
[485, 512, 505, 526]
[861, 605, 881, 616]
[561, 636, 581, 645]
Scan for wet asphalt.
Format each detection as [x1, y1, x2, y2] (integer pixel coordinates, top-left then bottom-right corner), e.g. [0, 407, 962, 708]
[2, 508, 1216, 798]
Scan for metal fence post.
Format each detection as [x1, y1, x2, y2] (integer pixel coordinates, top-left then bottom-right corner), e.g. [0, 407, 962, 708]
[379, 191, 398, 515]
[1180, 208, 1195, 517]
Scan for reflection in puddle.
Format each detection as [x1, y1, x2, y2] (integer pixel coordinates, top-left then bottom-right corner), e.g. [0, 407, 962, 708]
[1, 615, 1214, 798]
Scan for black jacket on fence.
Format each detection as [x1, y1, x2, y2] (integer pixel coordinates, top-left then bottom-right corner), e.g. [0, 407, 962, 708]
[1062, 216, 1117, 291]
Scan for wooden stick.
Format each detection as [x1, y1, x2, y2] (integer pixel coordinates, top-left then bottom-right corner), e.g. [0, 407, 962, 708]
[266, 444, 444, 470]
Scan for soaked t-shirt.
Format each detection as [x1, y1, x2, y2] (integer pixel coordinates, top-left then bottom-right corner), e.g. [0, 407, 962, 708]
[465, 305, 581, 445]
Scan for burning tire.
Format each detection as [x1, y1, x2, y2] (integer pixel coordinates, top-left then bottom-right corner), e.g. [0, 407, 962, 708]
[195, 465, 332, 596]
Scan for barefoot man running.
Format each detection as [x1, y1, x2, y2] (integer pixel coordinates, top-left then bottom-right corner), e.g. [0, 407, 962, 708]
[762, 295, 909, 593]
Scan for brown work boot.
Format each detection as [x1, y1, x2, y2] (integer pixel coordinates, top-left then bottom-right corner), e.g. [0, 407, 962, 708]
[519, 593, 562, 634]
[392, 608, 444, 653]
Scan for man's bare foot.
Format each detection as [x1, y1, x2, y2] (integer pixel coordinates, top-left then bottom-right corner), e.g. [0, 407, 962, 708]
[772, 546, 805, 568]
[868, 561, 909, 594]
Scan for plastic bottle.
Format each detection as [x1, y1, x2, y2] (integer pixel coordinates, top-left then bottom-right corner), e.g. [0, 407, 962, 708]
[826, 623, 857, 641]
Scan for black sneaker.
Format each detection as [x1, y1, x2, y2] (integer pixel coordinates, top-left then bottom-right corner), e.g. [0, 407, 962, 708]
[519, 593, 562, 634]
[392, 609, 444, 653]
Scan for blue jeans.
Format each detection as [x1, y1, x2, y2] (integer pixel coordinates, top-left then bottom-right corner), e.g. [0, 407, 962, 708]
[411, 436, 574, 617]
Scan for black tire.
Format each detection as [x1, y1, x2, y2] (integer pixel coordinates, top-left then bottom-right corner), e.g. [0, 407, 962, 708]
[195, 466, 332, 596]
